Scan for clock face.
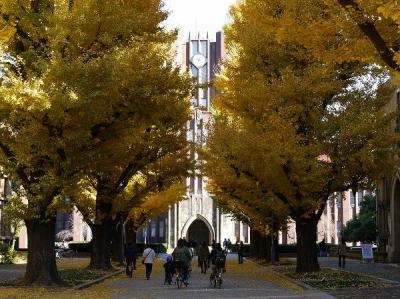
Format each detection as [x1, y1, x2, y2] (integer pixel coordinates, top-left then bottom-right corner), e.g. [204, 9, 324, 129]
[191, 54, 206, 68]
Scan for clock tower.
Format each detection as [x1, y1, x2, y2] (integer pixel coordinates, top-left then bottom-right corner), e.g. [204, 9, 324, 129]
[136, 32, 250, 249]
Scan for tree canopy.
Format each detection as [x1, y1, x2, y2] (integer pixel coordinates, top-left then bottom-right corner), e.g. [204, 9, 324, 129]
[0, 0, 191, 283]
[204, 0, 399, 273]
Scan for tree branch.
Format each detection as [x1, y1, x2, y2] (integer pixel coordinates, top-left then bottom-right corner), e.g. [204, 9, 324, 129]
[0, 141, 31, 188]
[337, 0, 400, 71]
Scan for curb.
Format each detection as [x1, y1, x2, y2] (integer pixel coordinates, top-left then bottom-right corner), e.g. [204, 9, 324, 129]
[245, 258, 315, 290]
[74, 269, 124, 290]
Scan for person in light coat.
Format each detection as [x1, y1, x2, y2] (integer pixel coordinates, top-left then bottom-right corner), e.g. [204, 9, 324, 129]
[142, 245, 156, 280]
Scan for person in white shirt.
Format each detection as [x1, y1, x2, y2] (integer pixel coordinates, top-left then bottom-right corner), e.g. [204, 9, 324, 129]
[142, 245, 156, 280]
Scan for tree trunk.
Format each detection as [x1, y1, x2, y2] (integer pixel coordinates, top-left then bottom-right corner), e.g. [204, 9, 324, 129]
[89, 218, 115, 270]
[24, 217, 62, 285]
[265, 233, 272, 262]
[111, 221, 124, 264]
[295, 217, 320, 273]
[89, 181, 115, 270]
[273, 235, 279, 262]
[250, 229, 259, 258]
[258, 233, 267, 260]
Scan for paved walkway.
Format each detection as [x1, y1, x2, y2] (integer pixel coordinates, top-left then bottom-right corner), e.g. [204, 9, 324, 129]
[109, 255, 335, 299]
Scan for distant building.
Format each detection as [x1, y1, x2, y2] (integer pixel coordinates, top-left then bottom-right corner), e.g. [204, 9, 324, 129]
[279, 190, 366, 245]
[136, 32, 250, 248]
[377, 88, 400, 262]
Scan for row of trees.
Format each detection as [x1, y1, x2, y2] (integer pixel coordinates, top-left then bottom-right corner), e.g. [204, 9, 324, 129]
[0, 0, 192, 285]
[203, 0, 400, 273]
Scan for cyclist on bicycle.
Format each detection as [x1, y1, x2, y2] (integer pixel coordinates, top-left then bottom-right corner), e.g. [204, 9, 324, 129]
[172, 238, 192, 285]
[209, 243, 226, 281]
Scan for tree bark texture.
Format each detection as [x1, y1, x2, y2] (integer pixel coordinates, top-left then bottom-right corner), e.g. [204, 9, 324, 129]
[111, 221, 123, 264]
[89, 218, 115, 270]
[250, 229, 259, 258]
[273, 235, 279, 262]
[295, 217, 320, 273]
[258, 233, 271, 262]
[24, 217, 62, 285]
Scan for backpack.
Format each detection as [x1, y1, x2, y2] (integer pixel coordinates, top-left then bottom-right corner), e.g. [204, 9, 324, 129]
[215, 250, 225, 267]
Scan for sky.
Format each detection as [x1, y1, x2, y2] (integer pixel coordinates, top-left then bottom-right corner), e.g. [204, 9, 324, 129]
[163, 0, 237, 38]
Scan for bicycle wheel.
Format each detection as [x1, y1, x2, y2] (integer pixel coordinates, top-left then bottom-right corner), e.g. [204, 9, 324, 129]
[217, 277, 222, 289]
[177, 276, 182, 289]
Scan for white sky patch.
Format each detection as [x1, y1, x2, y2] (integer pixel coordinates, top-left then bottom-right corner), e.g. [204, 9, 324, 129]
[163, 0, 237, 39]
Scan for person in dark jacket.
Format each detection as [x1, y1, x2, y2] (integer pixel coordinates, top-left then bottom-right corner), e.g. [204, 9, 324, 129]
[237, 241, 244, 264]
[197, 241, 210, 274]
[209, 243, 226, 281]
[163, 255, 174, 285]
[124, 242, 137, 278]
[337, 239, 347, 268]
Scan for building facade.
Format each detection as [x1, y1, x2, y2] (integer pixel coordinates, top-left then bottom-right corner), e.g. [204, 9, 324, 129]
[377, 88, 400, 262]
[137, 32, 250, 249]
[280, 190, 367, 245]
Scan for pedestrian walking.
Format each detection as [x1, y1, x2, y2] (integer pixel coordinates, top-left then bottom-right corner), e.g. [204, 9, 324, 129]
[124, 242, 137, 278]
[163, 255, 174, 285]
[237, 241, 244, 264]
[142, 245, 156, 280]
[197, 241, 210, 274]
[223, 238, 227, 251]
[227, 239, 232, 253]
[337, 239, 347, 268]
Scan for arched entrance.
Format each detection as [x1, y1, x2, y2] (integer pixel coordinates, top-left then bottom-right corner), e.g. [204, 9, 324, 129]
[187, 219, 212, 245]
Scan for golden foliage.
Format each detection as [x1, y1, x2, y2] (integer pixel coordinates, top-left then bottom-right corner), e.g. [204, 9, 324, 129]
[204, 0, 400, 231]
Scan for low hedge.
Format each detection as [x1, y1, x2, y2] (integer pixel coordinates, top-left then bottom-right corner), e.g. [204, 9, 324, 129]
[68, 241, 92, 252]
[230, 244, 251, 256]
[67, 241, 167, 254]
[136, 243, 167, 254]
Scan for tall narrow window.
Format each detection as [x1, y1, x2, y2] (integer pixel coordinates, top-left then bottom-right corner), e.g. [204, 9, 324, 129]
[191, 41, 199, 55]
[350, 191, 355, 208]
[358, 191, 363, 207]
[151, 221, 156, 237]
[336, 193, 342, 208]
[159, 220, 164, 239]
[189, 176, 195, 194]
[188, 119, 195, 142]
[242, 223, 249, 243]
[200, 65, 207, 84]
[191, 65, 198, 80]
[197, 176, 203, 194]
[200, 41, 207, 56]
[197, 120, 203, 146]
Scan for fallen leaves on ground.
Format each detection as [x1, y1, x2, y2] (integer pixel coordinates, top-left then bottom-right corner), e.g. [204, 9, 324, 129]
[273, 265, 387, 289]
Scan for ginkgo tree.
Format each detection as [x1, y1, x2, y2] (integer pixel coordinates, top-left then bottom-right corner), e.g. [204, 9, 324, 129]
[205, 0, 399, 273]
[0, 0, 191, 284]
[70, 148, 192, 269]
[202, 113, 288, 260]
[262, 0, 400, 74]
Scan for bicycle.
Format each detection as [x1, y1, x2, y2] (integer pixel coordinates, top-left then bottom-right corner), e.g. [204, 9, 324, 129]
[55, 248, 76, 259]
[210, 259, 225, 289]
[173, 260, 188, 289]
